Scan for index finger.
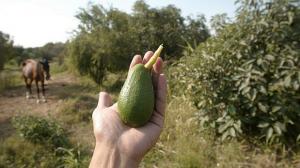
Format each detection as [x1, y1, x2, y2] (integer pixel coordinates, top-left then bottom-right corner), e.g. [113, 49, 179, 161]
[155, 74, 167, 116]
[152, 57, 163, 90]
[129, 55, 142, 70]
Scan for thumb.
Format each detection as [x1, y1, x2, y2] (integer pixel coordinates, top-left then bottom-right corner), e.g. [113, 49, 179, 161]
[97, 92, 113, 110]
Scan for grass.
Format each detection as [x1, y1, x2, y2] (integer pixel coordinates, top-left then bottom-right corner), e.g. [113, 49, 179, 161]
[140, 95, 300, 168]
[0, 62, 22, 92]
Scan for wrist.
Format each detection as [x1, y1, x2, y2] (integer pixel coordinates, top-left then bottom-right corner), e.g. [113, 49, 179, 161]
[90, 141, 139, 168]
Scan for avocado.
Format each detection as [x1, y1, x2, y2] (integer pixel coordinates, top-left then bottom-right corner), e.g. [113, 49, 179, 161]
[118, 45, 163, 127]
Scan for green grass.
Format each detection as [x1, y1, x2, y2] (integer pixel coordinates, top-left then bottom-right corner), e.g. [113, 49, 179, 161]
[141, 97, 217, 168]
[50, 62, 67, 75]
[0, 63, 22, 92]
[141, 96, 300, 168]
[58, 95, 96, 124]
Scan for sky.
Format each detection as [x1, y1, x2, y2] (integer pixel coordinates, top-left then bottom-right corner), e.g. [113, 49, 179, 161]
[0, 0, 236, 48]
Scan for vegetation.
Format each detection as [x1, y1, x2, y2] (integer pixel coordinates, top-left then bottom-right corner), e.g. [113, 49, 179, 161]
[171, 0, 300, 145]
[1, 116, 88, 168]
[13, 42, 65, 65]
[1, 0, 300, 167]
[12, 116, 70, 148]
[67, 0, 210, 84]
[0, 31, 14, 70]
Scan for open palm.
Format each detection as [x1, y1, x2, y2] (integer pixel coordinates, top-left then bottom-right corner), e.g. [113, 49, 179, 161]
[91, 51, 167, 164]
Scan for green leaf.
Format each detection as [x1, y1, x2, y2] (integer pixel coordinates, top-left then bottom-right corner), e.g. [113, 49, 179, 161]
[229, 127, 236, 137]
[218, 123, 229, 133]
[284, 75, 291, 87]
[266, 127, 273, 142]
[239, 78, 250, 91]
[273, 124, 282, 135]
[259, 86, 267, 94]
[242, 86, 251, 95]
[228, 105, 236, 115]
[258, 103, 268, 113]
[239, 40, 247, 46]
[293, 81, 299, 90]
[221, 130, 230, 141]
[258, 122, 269, 128]
[288, 11, 294, 25]
[233, 123, 243, 134]
[251, 88, 257, 101]
[297, 134, 300, 142]
[257, 58, 263, 65]
[271, 106, 281, 113]
[275, 122, 286, 132]
[265, 54, 275, 61]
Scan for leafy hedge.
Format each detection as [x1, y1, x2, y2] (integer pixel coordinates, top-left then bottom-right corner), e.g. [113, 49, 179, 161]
[171, 0, 300, 145]
[12, 116, 70, 148]
[1, 116, 88, 167]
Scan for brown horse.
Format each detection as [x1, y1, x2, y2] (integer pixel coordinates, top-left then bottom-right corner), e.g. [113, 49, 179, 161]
[22, 59, 50, 103]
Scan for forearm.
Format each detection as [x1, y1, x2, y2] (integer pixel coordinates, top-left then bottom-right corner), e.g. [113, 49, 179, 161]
[89, 142, 139, 168]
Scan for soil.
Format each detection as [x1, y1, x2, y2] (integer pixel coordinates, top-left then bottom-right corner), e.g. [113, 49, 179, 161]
[0, 73, 78, 139]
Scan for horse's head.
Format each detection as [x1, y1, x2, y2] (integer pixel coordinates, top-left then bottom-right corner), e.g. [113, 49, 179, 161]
[40, 58, 50, 80]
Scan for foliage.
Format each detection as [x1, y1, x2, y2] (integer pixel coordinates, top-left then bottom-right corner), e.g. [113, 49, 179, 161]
[0, 67, 22, 92]
[56, 147, 89, 168]
[210, 13, 231, 35]
[59, 95, 96, 124]
[0, 136, 62, 168]
[67, 0, 210, 84]
[171, 0, 300, 145]
[39, 42, 65, 60]
[12, 115, 70, 149]
[10, 42, 65, 66]
[0, 135, 88, 168]
[0, 31, 14, 70]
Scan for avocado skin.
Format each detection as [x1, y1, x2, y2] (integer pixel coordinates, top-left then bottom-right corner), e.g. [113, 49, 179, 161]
[118, 64, 154, 127]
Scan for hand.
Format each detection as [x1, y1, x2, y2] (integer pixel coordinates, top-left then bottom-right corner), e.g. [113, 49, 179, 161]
[89, 51, 167, 168]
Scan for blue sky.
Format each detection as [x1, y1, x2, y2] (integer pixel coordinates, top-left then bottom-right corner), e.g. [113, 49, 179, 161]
[0, 0, 236, 47]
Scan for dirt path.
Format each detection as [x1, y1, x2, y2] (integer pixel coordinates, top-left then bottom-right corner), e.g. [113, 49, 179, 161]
[0, 73, 78, 138]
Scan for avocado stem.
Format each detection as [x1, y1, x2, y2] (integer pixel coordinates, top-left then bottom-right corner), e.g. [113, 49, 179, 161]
[144, 44, 164, 69]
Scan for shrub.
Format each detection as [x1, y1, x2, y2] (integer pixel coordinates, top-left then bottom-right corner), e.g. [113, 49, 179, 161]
[171, 0, 300, 145]
[12, 115, 70, 148]
[0, 136, 62, 168]
[0, 136, 89, 168]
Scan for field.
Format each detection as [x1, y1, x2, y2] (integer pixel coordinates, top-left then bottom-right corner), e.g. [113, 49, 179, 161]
[0, 0, 299, 167]
[0, 62, 299, 168]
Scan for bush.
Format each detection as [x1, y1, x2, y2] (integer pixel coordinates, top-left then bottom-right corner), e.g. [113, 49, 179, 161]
[0, 136, 89, 168]
[0, 31, 14, 71]
[0, 136, 61, 168]
[12, 115, 70, 148]
[6, 116, 90, 167]
[171, 0, 300, 145]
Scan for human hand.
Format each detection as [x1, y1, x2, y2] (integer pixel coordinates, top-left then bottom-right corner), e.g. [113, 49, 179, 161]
[89, 51, 167, 168]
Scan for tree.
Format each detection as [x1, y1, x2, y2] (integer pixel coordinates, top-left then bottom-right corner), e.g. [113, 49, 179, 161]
[210, 13, 230, 35]
[67, 0, 210, 84]
[0, 31, 14, 70]
[171, 0, 300, 145]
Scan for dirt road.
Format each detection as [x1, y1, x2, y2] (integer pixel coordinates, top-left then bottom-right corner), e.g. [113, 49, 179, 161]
[0, 73, 78, 139]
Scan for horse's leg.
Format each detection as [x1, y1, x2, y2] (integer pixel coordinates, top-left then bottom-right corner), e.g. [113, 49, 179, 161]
[24, 77, 30, 99]
[28, 79, 33, 98]
[35, 80, 40, 103]
[41, 79, 46, 102]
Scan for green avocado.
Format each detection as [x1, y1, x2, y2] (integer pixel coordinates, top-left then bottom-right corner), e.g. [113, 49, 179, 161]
[118, 45, 163, 127]
[118, 64, 154, 127]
